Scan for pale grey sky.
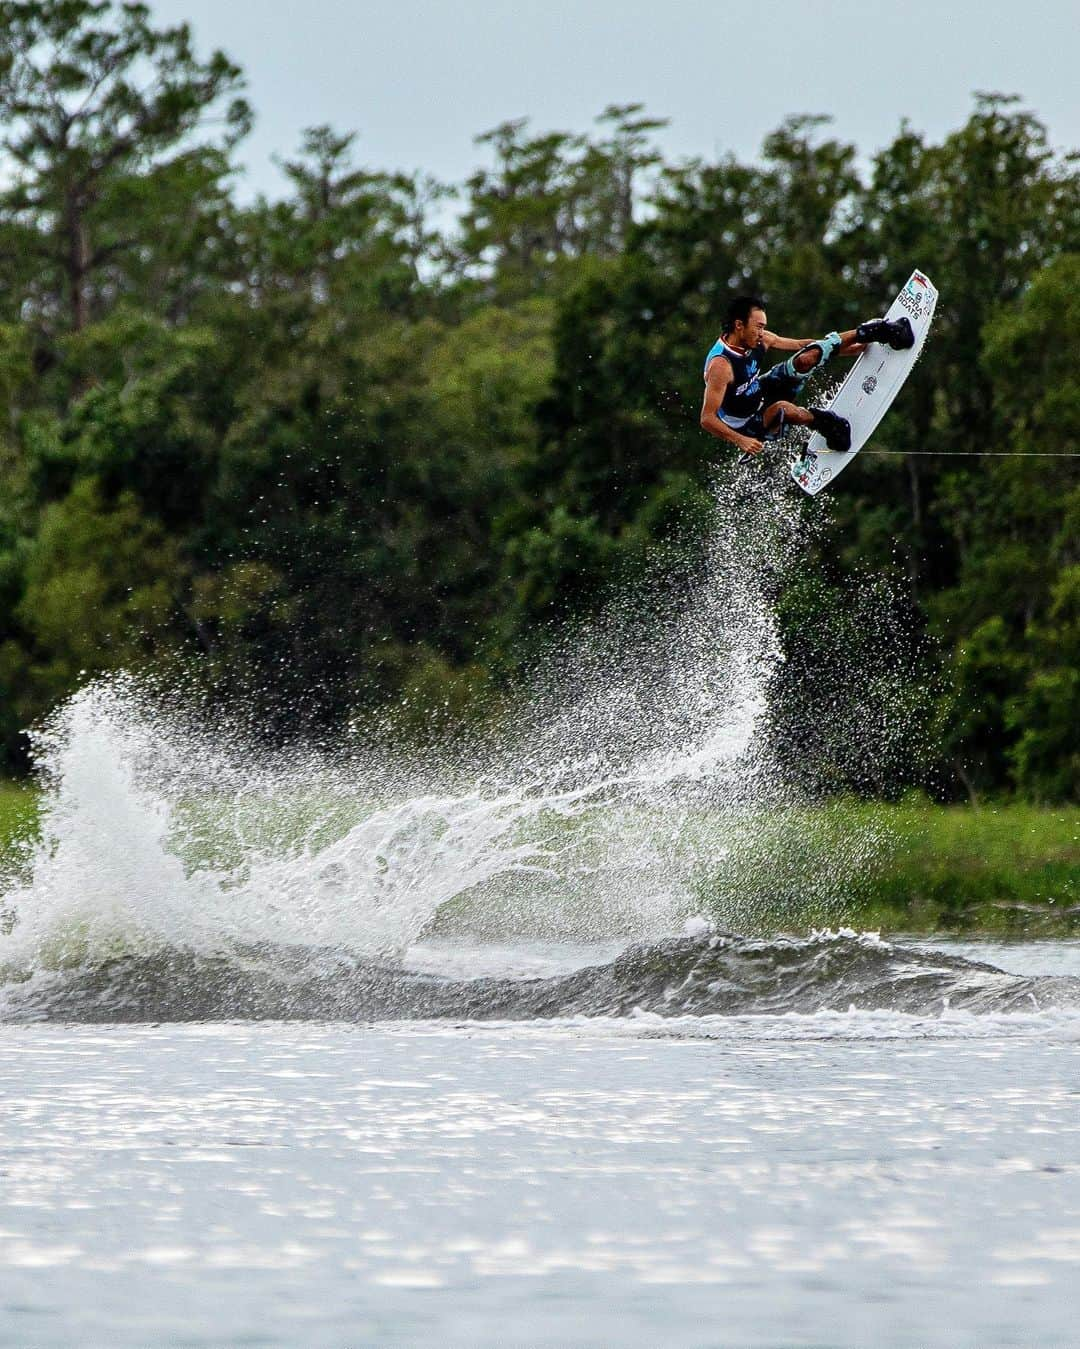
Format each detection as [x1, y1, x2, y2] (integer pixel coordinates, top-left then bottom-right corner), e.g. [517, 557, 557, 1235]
[149, 0, 1079, 199]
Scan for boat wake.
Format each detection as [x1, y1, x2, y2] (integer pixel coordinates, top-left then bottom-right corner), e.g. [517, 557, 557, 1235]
[3, 929, 1078, 1025]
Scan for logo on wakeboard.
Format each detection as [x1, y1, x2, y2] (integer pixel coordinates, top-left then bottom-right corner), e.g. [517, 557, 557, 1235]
[899, 275, 927, 318]
[792, 447, 820, 487]
[862, 375, 878, 394]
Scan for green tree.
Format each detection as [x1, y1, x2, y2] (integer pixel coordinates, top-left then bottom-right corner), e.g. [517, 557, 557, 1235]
[454, 105, 667, 302]
[230, 125, 439, 319]
[1008, 566, 1080, 801]
[0, 0, 251, 336]
[2, 477, 183, 735]
[978, 253, 1080, 800]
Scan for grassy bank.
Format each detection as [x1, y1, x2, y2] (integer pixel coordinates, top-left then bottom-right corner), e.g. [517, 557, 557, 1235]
[839, 800, 1080, 935]
[0, 782, 1076, 936]
[0, 782, 40, 859]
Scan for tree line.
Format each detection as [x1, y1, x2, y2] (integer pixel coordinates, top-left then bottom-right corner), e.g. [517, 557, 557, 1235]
[0, 0, 1077, 799]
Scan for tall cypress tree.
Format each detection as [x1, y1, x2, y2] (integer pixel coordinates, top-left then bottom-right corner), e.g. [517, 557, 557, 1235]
[0, 0, 251, 336]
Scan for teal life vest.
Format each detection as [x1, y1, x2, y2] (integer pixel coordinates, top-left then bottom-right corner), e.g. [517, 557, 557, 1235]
[704, 338, 766, 426]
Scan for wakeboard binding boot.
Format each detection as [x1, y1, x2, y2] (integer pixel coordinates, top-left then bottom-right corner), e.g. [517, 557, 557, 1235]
[856, 316, 915, 350]
[809, 407, 852, 453]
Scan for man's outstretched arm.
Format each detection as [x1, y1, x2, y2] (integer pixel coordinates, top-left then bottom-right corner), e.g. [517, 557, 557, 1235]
[765, 328, 865, 356]
[762, 330, 816, 352]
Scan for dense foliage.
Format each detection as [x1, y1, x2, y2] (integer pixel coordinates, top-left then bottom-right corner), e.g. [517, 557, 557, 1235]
[0, 1, 1077, 798]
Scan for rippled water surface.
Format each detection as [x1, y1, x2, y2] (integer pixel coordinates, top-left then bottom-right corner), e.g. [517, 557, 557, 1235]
[4, 947, 1080, 1349]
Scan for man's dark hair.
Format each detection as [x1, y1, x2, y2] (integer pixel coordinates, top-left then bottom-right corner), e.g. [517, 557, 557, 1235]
[723, 295, 767, 334]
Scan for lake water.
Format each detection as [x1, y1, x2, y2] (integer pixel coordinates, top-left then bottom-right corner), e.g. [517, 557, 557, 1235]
[4, 936, 1080, 1349]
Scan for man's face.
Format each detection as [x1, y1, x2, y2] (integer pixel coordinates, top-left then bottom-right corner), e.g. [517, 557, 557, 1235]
[735, 308, 767, 347]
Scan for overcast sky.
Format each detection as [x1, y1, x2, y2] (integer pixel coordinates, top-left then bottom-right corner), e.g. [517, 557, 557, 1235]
[148, 0, 1079, 200]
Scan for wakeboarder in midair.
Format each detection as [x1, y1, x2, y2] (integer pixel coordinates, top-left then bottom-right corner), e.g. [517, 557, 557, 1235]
[699, 295, 913, 455]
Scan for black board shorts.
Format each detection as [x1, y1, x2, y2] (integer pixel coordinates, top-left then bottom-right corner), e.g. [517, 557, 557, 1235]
[738, 404, 787, 442]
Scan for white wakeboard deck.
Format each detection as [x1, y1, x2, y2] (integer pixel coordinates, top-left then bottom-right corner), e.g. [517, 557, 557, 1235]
[790, 269, 938, 496]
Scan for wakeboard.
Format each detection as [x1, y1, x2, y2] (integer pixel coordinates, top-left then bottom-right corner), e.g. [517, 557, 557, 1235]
[791, 269, 938, 496]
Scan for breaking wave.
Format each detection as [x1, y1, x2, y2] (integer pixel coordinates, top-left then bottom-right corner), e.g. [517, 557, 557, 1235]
[4, 930, 1079, 1025]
